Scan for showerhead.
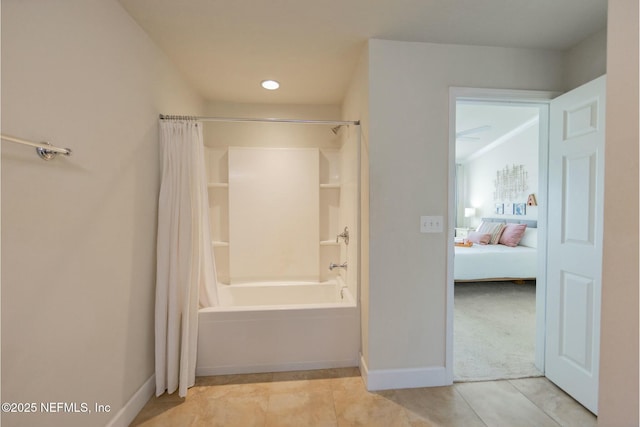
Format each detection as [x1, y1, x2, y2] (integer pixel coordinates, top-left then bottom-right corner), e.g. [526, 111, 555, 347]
[331, 125, 343, 135]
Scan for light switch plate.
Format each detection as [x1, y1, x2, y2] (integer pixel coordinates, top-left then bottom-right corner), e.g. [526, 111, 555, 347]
[420, 215, 443, 233]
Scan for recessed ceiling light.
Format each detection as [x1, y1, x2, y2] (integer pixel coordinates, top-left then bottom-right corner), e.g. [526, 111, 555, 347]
[261, 80, 280, 90]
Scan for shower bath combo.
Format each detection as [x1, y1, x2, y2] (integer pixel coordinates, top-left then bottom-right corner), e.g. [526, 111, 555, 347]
[193, 116, 361, 376]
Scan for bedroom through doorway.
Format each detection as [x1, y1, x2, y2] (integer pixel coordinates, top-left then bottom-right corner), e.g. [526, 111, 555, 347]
[453, 99, 545, 382]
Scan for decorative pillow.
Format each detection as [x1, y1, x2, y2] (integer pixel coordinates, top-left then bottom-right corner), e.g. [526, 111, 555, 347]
[519, 228, 538, 248]
[476, 221, 506, 244]
[467, 231, 491, 245]
[499, 223, 527, 247]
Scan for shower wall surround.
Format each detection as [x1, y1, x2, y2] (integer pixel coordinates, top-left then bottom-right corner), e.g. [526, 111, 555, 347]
[228, 147, 320, 283]
[204, 126, 351, 285]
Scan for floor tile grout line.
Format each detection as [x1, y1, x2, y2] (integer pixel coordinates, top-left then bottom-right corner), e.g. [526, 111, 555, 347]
[329, 378, 341, 427]
[263, 388, 272, 427]
[457, 380, 566, 427]
[507, 379, 565, 427]
[452, 384, 490, 427]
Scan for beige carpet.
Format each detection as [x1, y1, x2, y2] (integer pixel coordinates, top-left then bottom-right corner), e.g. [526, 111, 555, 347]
[454, 281, 543, 382]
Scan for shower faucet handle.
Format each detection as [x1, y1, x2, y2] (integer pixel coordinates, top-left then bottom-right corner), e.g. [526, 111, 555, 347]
[336, 226, 350, 245]
[329, 261, 348, 271]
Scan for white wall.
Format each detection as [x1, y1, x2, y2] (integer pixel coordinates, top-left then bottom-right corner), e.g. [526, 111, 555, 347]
[463, 122, 539, 228]
[599, 0, 639, 424]
[1, 1, 204, 426]
[365, 39, 564, 379]
[204, 102, 342, 149]
[564, 28, 607, 91]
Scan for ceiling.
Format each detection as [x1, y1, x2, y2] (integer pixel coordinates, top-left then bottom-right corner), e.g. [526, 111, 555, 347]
[119, 0, 607, 105]
[455, 103, 540, 163]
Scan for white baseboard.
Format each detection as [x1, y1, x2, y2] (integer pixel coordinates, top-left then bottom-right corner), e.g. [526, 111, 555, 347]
[360, 355, 450, 391]
[106, 374, 155, 427]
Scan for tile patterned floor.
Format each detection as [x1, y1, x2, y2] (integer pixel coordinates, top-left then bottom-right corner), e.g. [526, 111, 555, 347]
[130, 368, 597, 427]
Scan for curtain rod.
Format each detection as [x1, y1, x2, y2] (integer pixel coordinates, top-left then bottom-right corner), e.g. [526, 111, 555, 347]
[1, 134, 72, 160]
[159, 114, 359, 126]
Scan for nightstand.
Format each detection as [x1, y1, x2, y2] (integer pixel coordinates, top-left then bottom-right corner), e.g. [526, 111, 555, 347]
[455, 227, 473, 238]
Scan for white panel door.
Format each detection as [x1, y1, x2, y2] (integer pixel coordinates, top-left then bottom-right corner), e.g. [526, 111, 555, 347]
[546, 75, 605, 414]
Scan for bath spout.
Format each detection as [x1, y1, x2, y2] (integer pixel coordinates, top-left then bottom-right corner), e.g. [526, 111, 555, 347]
[329, 261, 347, 271]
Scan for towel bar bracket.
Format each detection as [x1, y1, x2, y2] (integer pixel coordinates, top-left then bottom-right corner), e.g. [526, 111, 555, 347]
[37, 142, 59, 161]
[36, 142, 72, 160]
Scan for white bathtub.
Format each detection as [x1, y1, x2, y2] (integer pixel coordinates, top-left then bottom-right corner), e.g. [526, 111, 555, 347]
[196, 279, 360, 376]
[215, 280, 355, 308]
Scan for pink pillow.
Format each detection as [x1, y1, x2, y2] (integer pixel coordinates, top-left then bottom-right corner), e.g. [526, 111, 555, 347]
[476, 221, 506, 244]
[499, 223, 527, 247]
[467, 231, 491, 245]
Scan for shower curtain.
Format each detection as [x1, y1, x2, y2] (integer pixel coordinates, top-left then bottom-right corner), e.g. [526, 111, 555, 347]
[155, 119, 218, 398]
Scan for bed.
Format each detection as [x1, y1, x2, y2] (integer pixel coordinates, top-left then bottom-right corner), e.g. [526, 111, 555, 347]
[454, 218, 538, 282]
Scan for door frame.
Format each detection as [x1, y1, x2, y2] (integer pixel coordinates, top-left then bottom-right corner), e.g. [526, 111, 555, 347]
[445, 87, 560, 383]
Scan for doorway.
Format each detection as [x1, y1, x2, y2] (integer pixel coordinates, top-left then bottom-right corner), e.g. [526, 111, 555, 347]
[452, 99, 545, 381]
[446, 87, 555, 385]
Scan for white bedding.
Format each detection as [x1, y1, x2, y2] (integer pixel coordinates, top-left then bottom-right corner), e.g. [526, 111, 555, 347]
[454, 243, 537, 281]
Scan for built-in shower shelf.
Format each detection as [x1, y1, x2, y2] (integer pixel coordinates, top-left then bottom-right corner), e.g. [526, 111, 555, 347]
[211, 240, 229, 247]
[320, 183, 341, 189]
[208, 182, 229, 188]
[320, 240, 340, 246]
